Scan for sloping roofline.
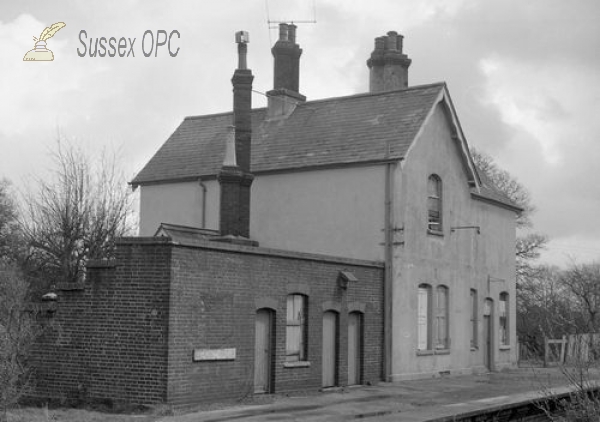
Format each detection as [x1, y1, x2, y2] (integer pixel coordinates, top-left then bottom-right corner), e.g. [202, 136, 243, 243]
[404, 84, 482, 191]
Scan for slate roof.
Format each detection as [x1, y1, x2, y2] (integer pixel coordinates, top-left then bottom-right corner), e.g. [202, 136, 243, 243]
[473, 170, 523, 212]
[131, 82, 520, 211]
[132, 83, 445, 185]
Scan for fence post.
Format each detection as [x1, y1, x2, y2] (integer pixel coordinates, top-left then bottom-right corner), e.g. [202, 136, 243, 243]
[560, 335, 566, 364]
[543, 336, 548, 368]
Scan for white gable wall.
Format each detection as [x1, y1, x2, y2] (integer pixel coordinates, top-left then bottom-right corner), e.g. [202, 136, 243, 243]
[390, 103, 517, 380]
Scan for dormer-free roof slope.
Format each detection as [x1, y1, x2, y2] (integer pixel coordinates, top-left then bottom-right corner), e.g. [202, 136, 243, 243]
[132, 83, 444, 185]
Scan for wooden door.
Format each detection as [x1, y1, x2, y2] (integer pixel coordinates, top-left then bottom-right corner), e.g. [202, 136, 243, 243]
[348, 312, 362, 385]
[254, 309, 273, 393]
[483, 299, 493, 372]
[322, 311, 338, 387]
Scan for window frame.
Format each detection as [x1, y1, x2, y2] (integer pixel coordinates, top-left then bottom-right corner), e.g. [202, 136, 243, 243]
[417, 284, 432, 352]
[470, 289, 478, 350]
[286, 294, 308, 362]
[499, 292, 509, 347]
[427, 174, 443, 233]
[435, 285, 450, 350]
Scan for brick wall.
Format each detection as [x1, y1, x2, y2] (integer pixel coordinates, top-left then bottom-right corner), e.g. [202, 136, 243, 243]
[167, 240, 384, 407]
[32, 239, 172, 405]
[32, 237, 384, 408]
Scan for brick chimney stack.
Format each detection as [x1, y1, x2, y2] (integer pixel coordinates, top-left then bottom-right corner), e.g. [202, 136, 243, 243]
[267, 23, 306, 119]
[217, 31, 255, 241]
[367, 31, 412, 92]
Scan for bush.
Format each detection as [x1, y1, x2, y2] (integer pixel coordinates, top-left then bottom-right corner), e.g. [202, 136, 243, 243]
[0, 264, 39, 422]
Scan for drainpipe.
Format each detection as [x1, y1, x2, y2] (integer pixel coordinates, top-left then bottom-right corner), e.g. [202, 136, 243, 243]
[198, 178, 207, 228]
[384, 161, 396, 381]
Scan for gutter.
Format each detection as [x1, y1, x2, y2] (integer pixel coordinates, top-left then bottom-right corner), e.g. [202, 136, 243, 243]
[470, 192, 523, 213]
[383, 161, 396, 381]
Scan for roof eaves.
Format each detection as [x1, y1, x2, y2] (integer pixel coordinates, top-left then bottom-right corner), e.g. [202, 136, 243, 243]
[131, 174, 218, 188]
[471, 192, 524, 213]
[253, 157, 402, 176]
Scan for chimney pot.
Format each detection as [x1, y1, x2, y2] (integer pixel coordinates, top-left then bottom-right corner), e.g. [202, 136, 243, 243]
[278, 23, 289, 41]
[367, 31, 412, 93]
[387, 31, 398, 51]
[288, 24, 297, 43]
[397, 34, 404, 52]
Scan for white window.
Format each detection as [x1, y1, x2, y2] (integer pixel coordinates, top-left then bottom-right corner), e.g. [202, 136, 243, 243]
[417, 284, 432, 351]
[470, 289, 478, 349]
[286, 294, 307, 361]
[499, 292, 509, 346]
[428, 175, 443, 232]
[435, 285, 449, 349]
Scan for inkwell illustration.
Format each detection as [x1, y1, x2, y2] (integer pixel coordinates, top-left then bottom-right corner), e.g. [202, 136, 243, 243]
[23, 22, 66, 61]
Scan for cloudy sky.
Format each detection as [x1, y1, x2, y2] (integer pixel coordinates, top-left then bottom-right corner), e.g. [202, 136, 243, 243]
[1, 0, 599, 268]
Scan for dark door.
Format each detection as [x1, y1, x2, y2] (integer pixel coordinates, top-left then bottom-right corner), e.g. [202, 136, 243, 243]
[254, 309, 273, 393]
[348, 312, 362, 385]
[322, 311, 338, 387]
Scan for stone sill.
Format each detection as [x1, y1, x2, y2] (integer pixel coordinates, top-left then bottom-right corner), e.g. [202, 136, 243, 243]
[283, 361, 311, 368]
[427, 229, 444, 237]
[417, 349, 451, 356]
[499, 345, 511, 351]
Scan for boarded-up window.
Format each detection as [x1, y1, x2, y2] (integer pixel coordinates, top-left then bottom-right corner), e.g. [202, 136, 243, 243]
[428, 175, 442, 231]
[417, 284, 432, 350]
[470, 289, 478, 349]
[286, 294, 307, 361]
[499, 292, 509, 346]
[435, 285, 449, 349]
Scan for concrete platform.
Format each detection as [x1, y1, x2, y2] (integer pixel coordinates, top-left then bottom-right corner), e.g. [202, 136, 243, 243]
[155, 368, 598, 422]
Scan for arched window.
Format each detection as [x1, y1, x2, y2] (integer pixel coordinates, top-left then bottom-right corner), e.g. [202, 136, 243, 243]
[470, 289, 478, 349]
[428, 175, 443, 232]
[435, 285, 449, 349]
[286, 294, 308, 361]
[499, 292, 509, 346]
[417, 284, 432, 351]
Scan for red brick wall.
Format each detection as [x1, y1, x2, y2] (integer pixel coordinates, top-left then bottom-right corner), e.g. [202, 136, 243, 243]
[167, 240, 384, 407]
[32, 237, 384, 408]
[32, 239, 172, 405]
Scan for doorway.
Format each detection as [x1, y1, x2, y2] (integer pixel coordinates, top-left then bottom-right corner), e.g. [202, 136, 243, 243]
[483, 299, 493, 372]
[322, 311, 339, 387]
[347, 312, 363, 385]
[254, 309, 274, 393]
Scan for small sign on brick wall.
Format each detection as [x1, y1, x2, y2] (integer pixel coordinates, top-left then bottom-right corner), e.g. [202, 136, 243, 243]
[193, 348, 236, 362]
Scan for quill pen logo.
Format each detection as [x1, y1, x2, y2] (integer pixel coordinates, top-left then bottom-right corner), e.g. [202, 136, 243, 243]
[23, 22, 66, 61]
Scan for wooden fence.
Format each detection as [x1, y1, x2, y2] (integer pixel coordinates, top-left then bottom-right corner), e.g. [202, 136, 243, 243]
[539, 334, 600, 367]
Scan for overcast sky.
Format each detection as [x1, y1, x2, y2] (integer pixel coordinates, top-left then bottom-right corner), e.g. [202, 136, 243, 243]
[1, 0, 599, 268]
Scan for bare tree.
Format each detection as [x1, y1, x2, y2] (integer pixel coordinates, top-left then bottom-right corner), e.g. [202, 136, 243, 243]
[0, 180, 23, 265]
[471, 149, 535, 228]
[560, 262, 600, 334]
[517, 265, 576, 353]
[21, 141, 134, 286]
[0, 263, 38, 422]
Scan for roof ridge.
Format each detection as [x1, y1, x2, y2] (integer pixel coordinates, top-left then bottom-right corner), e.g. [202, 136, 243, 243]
[182, 82, 446, 121]
[297, 82, 446, 106]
